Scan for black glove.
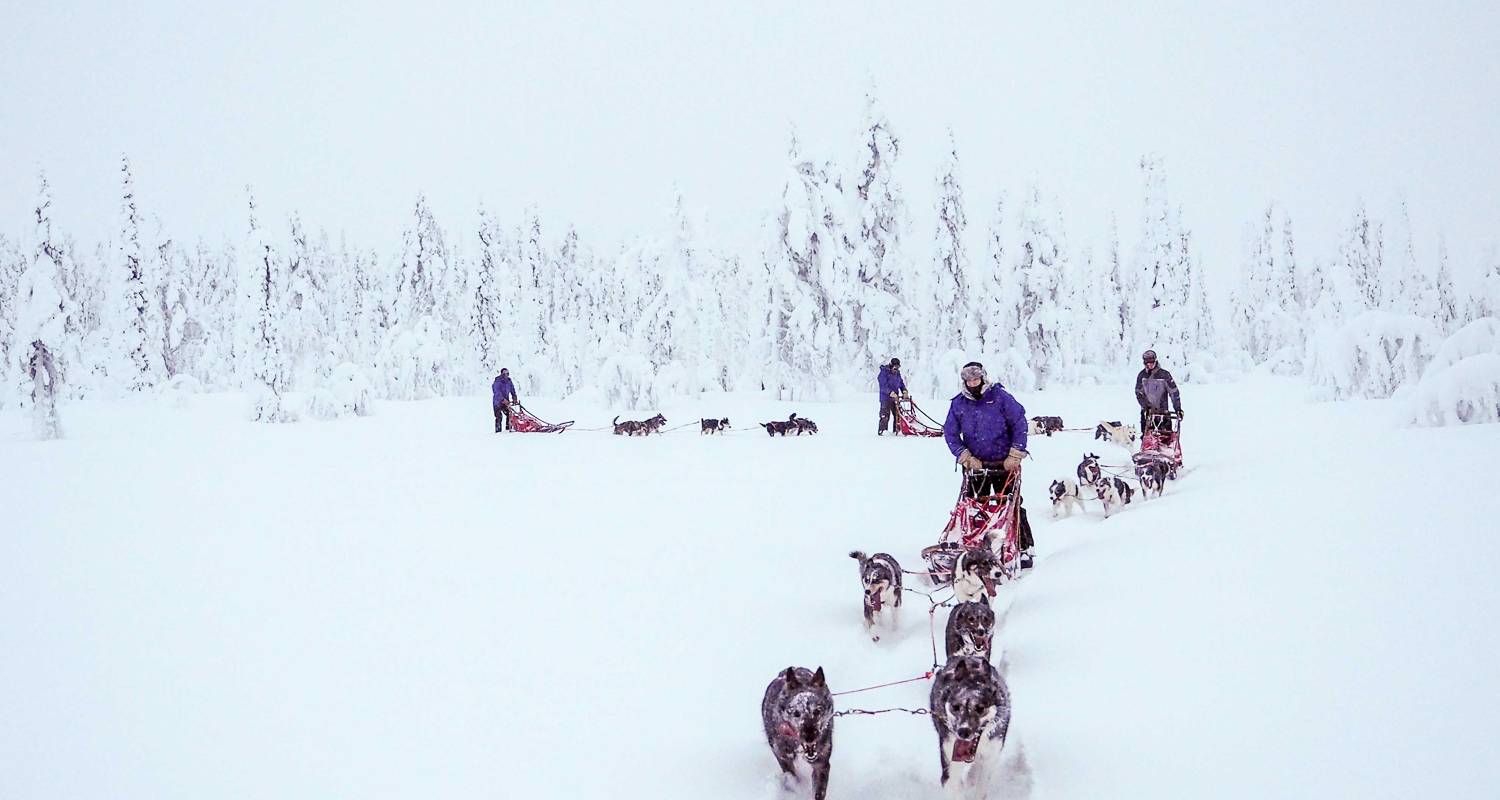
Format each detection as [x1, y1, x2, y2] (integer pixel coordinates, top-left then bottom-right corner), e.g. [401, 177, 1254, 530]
[1177, 410, 1184, 420]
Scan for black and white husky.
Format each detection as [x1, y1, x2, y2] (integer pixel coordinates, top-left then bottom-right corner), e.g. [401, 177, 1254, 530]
[930, 655, 1011, 792]
[1049, 478, 1086, 519]
[952, 547, 1004, 603]
[849, 551, 902, 641]
[1093, 475, 1134, 518]
[945, 596, 996, 661]
[762, 666, 835, 800]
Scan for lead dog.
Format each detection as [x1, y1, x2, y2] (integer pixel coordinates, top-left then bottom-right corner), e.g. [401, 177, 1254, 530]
[1049, 478, 1086, 519]
[849, 550, 902, 641]
[930, 655, 1011, 792]
[952, 546, 1004, 603]
[1094, 420, 1138, 448]
[945, 596, 996, 661]
[1093, 476, 1126, 518]
[762, 666, 834, 800]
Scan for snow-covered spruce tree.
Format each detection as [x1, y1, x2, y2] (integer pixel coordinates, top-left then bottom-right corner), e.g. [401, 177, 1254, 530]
[1103, 215, 1128, 367]
[470, 204, 507, 378]
[1463, 246, 1499, 327]
[0, 233, 23, 406]
[152, 233, 192, 380]
[1130, 155, 1185, 362]
[1342, 203, 1383, 312]
[1178, 223, 1213, 373]
[767, 142, 842, 400]
[930, 132, 971, 370]
[185, 238, 237, 388]
[1013, 186, 1066, 389]
[512, 205, 550, 395]
[282, 212, 334, 387]
[848, 98, 910, 374]
[1385, 200, 1436, 322]
[17, 179, 69, 438]
[116, 156, 163, 392]
[972, 193, 1032, 389]
[238, 189, 293, 421]
[1430, 238, 1461, 334]
[382, 195, 459, 400]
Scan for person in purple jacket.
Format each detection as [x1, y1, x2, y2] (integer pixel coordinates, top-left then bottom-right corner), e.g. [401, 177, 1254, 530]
[491, 368, 518, 432]
[943, 361, 1034, 566]
[876, 357, 907, 435]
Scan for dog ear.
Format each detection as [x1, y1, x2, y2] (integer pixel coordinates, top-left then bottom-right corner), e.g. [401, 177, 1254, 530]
[811, 667, 826, 688]
[978, 593, 990, 607]
[783, 667, 799, 688]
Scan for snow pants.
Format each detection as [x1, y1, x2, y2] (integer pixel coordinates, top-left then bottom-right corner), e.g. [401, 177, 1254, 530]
[878, 396, 900, 433]
[493, 402, 512, 432]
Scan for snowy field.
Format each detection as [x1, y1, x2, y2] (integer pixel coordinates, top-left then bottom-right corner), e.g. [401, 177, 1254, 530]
[3, 376, 1498, 799]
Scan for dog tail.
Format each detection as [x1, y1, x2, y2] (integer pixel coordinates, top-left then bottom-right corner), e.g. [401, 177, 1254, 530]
[789, 412, 798, 421]
[849, 550, 868, 570]
[612, 415, 619, 425]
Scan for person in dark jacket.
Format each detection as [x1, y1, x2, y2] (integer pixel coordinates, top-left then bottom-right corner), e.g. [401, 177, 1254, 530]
[876, 358, 907, 435]
[492, 368, 518, 432]
[1134, 350, 1183, 432]
[943, 361, 1034, 565]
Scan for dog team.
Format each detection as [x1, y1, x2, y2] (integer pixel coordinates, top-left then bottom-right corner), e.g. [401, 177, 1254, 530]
[764, 352, 1186, 797]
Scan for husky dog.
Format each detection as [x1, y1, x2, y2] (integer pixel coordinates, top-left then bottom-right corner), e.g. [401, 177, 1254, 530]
[930, 655, 1011, 791]
[761, 419, 797, 436]
[849, 550, 902, 641]
[944, 596, 996, 661]
[613, 413, 666, 436]
[1077, 453, 1103, 487]
[1028, 415, 1064, 436]
[1049, 478, 1086, 519]
[1093, 477, 1124, 518]
[952, 546, 1004, 603]
[789, 413, 819, 435]
[700, 417, 730, 434]
[1134, 455, 1169, 499]
[1110, 476, 1134, 506]
[1095, 420, 1139, 448]
[761, 666, 834, 800]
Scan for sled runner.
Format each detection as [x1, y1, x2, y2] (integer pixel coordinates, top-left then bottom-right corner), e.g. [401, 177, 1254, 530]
[921, 467, 1023, 586]
[895, 395, 945, 437]
[1139, 410, 1183, 477]
[508, 402, 574, 433]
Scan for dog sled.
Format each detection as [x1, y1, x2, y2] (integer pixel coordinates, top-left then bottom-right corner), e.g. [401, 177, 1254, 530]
[894, 395, 945, 437]
[1138, 411, 1183, 477]
[921, 466, 1023, 586]
[507, 402, 574, 433]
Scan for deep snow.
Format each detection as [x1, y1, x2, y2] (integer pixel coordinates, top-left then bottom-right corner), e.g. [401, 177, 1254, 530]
[2, 377, 1497, 798]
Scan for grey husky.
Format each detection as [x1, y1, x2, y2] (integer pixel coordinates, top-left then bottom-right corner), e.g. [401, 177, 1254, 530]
[849, 550, 902, 641]
[944, 596, 996, 661]
[761, 666, 834, 800]
[930, 655, 1011, 792]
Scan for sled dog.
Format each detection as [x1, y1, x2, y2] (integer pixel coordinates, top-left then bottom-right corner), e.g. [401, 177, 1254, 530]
[1049, 478, 1086, 519]
[849, 550, 902, 641]
[944, 596, 996, 661]
[699, 417, 730, 434]
[952, 546, 1004, 603]
[1095, 420, 1138, 448]
[761, 666, 834, 800]
[930, 655, 1011, 792]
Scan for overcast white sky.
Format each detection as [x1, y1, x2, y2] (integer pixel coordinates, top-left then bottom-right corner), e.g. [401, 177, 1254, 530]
[2, 1, 1497, 279]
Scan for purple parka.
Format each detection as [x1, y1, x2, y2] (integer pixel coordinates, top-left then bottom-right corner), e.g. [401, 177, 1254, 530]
[943, 383, 1028, 462]
[877, 364, 906, 403]
[492, 375, 517, 405]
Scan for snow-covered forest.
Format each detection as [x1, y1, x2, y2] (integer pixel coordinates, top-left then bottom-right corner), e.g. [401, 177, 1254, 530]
[4, 98, 1497, 433]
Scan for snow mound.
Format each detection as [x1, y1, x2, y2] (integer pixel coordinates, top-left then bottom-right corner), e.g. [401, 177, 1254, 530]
[1407, 353, 1500, 427]
[1307, 311, 1440, 400]
[304, 363, 374, 420]
[1427, 317, 1500, 374]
